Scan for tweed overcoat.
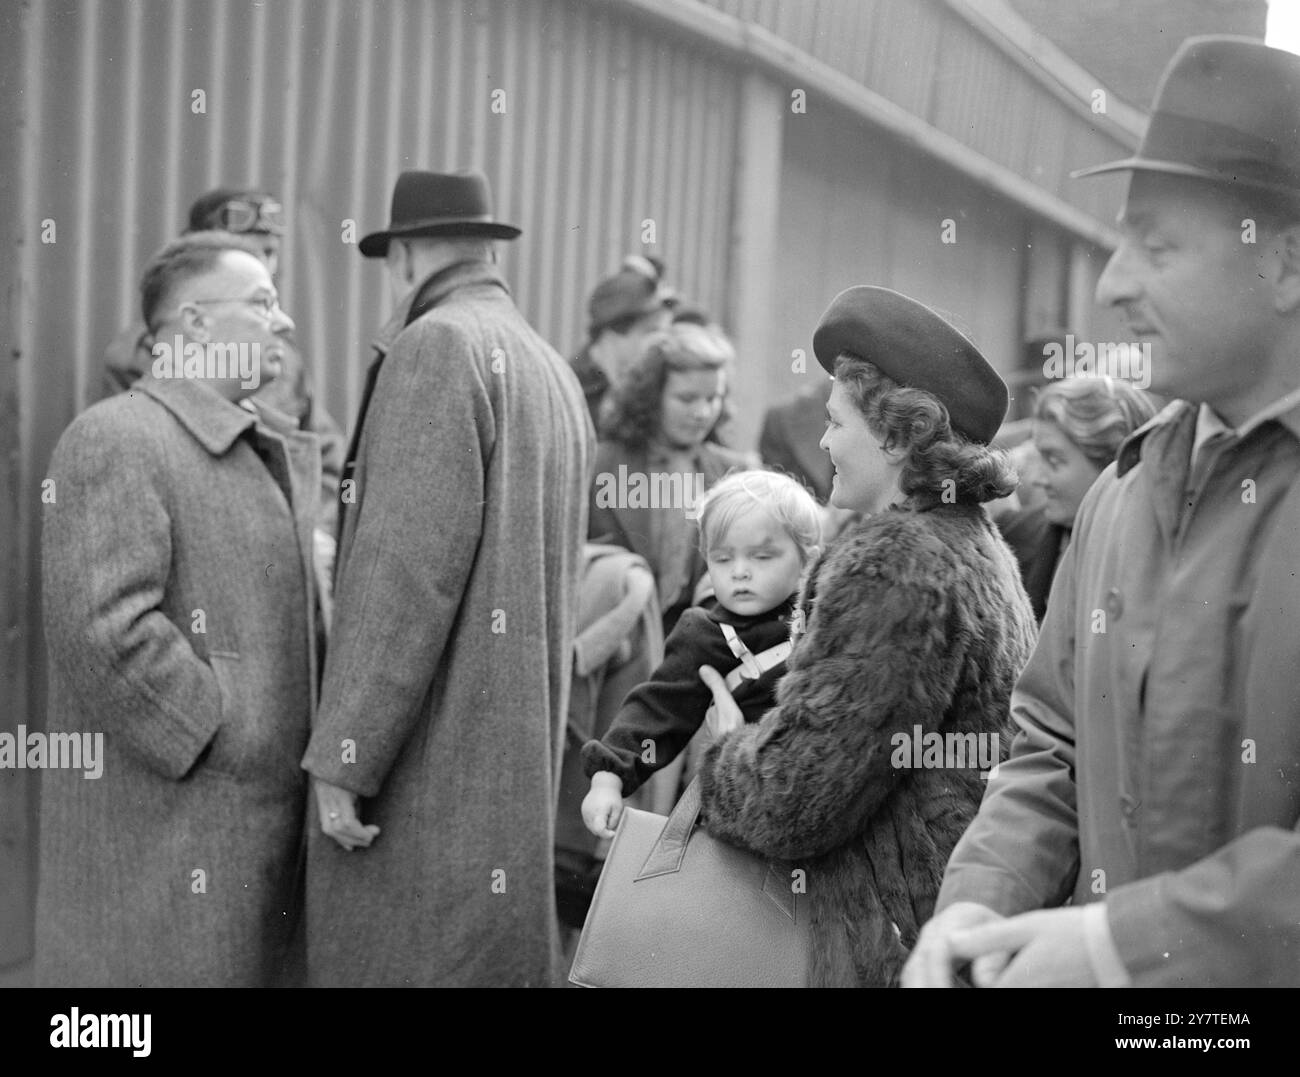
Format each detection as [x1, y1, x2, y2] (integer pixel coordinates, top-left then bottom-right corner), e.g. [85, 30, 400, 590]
[300, 261, 592, 987]
[698, 502, 1037, 987]
[37, 376, 320, 987]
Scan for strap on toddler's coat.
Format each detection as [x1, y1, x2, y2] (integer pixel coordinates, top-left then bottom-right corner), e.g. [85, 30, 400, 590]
[718, 622, 792, 693]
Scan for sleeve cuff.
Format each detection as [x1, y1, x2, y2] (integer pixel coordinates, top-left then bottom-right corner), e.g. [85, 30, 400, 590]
[1083, 902, 1132, 987]
[580, 738, 641, 792]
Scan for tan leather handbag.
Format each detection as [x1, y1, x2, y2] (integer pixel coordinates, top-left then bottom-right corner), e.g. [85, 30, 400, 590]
[568, 778, 812, 988]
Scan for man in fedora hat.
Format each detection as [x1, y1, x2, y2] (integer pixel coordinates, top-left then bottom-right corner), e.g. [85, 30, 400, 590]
[904, 37, 1300, 988]
[299, 170, 592, 987]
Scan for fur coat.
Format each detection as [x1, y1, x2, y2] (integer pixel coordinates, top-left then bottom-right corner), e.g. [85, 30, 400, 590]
[698, 502, 1036, 987]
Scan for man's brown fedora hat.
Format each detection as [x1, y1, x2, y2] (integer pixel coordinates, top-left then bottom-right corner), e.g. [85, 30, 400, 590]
[360, 170, 521, 257]
[1074, 36, 1300, 199]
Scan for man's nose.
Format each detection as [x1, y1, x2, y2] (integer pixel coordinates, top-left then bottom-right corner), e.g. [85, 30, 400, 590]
[272, 306, 296, 334]
[1095, 241, 1139, 310]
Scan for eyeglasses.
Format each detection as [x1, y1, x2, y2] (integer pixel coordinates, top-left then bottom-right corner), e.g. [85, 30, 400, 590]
[187, 294, 283, 318]
[207, 199, 286, 235]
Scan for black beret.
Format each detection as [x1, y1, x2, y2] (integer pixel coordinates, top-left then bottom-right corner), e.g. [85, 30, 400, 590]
[812, 286, 1008, 444]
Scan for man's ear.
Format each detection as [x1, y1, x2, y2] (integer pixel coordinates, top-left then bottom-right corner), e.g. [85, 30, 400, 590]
[176, 302, 210, 343]
[385, 240, 410, 284]
[400, 241, 419, 286]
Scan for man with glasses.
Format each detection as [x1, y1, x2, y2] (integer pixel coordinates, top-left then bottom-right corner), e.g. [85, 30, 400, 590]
[38, 232, 321, 986]
[101, 187, 345, 544]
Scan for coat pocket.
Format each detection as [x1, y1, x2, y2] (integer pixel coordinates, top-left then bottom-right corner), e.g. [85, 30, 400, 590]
[204, 654, 261, 781]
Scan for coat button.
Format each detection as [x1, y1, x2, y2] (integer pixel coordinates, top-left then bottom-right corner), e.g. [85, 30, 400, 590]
[1105, 588, 1123, 620]
[1119, 793, 1140, 822]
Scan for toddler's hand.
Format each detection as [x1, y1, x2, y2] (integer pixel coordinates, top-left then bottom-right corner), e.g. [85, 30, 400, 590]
[582, 772, 625, 839]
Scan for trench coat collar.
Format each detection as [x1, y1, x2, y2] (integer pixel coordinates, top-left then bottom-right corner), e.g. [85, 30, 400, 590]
[137, 375, 257, 456]
[1116, 394, 1300, 477]
[371, 259, 510, 358]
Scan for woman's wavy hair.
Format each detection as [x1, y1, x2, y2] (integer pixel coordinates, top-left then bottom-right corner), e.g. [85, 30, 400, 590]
[599, 322, 735, 452]
[832, 352, 1017, 506]
[1033, 375, 1160, 469]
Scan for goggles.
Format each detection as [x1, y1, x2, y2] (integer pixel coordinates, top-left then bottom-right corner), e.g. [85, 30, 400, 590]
[208, 198, 286, 235]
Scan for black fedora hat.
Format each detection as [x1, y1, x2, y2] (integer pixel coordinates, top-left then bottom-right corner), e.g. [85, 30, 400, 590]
[1073, 36, 1300, 199]
[812, 286, 1008, 445]
[359, 170, 520, 257]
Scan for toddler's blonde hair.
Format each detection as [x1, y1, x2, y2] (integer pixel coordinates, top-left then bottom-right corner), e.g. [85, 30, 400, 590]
[696, 469, 822, 563]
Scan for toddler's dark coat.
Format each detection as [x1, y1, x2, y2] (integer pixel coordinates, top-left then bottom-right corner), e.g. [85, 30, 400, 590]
[582, 596, 796, 794]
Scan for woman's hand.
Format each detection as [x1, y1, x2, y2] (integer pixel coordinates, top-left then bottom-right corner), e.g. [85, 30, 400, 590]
[700, 665, 744, 738]
[582, 772, 625, 838]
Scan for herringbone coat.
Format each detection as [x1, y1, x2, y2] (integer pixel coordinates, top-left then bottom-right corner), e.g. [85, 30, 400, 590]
[301, 261, 592, 987]
[38, 376, 320, 986]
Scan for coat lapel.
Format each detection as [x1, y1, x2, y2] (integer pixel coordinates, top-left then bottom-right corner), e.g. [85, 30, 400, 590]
[139, 375, 257, 455]
[1117, 401, 1196, 552]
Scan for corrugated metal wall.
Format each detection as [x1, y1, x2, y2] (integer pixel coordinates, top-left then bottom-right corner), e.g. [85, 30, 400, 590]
[701, 0, 1134, 223]
[771, 106, 1030, 414]
[19, 0, 740, 428]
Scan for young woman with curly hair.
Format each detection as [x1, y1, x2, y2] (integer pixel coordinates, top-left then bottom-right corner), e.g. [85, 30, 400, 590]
[695, 287, 1037, 987]
[588, 322, 756, 634]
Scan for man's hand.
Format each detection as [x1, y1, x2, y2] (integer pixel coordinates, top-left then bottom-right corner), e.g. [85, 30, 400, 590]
[948, 907, 1098, 987]
[699, 665, 744, 739]
[312, 776, 381, 851]
[900, 901, 1006, 987]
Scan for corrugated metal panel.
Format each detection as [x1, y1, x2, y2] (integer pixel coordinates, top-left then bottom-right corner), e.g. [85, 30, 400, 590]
[18, 0, 740, 430]
[698, 0, 1133, 222]
[771, 105, 1074, 420]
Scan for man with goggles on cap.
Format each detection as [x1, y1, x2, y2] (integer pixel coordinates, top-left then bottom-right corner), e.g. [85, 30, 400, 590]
[188, 189, 286, 275]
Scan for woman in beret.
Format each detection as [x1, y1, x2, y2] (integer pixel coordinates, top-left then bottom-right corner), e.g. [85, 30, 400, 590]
[697, 287, 1037, 987]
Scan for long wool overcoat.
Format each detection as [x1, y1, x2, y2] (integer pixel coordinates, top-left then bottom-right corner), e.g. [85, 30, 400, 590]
[699, 502, 1037, 987]
[37, 376, 320, 987]
[301, 261, 593, 987]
